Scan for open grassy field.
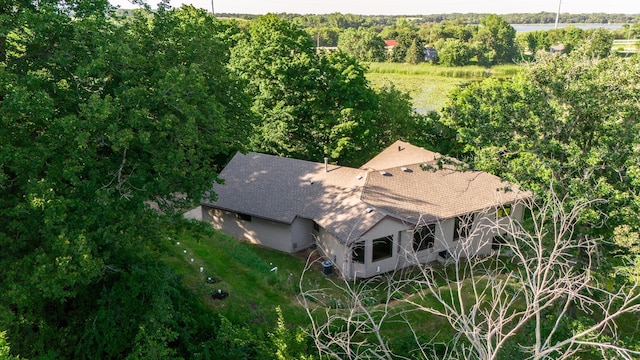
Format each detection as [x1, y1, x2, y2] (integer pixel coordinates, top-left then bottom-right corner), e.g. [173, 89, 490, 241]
[366, 63, 521, 113]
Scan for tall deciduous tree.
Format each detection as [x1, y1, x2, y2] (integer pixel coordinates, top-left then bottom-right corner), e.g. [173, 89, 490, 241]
[338, 28, 386, 62]
[231, 14, 422, 167]
[473, 14, 517, 65]
[435, 38, 472, 66]
[440, 52, 640, 256]
[579, 28, 614, 58]
[1, 2, 250, 357]
[229, 14, 318, 159]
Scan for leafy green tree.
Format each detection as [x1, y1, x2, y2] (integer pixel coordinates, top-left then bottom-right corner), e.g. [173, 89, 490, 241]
[473, 14, 517, 64]
[0, 331, 20, 360]
[419, 20, 476, 44]
[229, 14, 321, 159]
[405, 39, 424, 64]
[517, 30, 550, 54]
[306, 26, 340, 47]
[579, 28, 614, 58]
[1, 2, 251, 357]
[440, 52, 640, 257]
[435, 38, 472, 66]
[337, 28, 386, 62]
[231, 14, 422, 167]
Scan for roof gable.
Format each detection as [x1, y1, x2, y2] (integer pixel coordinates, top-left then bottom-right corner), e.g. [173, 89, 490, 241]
[360, 140, 440, 171]
[361, 163, 524, 223]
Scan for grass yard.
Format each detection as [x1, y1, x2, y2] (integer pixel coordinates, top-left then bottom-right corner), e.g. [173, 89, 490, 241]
[162, 219, 479, 345]
[366, 62, 521, 113]
[162, 217, 638, 358]
[367, 72, 467, 113]
[163, 220, 327, 327]
[162, 218, 463, 346]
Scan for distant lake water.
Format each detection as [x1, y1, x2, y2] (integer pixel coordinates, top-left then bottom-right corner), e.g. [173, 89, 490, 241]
[513, 23, 624, 32]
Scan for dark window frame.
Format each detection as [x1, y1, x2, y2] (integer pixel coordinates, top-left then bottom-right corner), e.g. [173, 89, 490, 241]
[453, 214, 474, 241]
[413, 224, 436, 252]
[237, 213, 252, 222]
[372, 235, 394, 262]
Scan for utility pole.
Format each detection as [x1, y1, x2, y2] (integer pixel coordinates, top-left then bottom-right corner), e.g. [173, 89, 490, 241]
[554, 0, 562, 29]
[211, 0, 214, 15]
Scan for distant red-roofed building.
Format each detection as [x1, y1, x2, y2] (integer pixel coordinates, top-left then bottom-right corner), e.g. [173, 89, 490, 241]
[384, 40, 398, 57]
[384, 39, 398, 47]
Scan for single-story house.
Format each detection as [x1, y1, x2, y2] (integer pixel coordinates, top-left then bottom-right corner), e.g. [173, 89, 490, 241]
[200, 141, 529, 279]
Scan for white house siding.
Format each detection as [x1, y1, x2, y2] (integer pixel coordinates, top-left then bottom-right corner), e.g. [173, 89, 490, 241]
[290, 217, 316, 252]
[316, 228, 350, 277]
[442, 204, 526, 259]
[356, 217, 407, 278]
[203, 207, 295, 253]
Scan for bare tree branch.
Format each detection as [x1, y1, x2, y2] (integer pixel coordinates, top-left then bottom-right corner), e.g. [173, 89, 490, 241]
[300, 190, 640, 359]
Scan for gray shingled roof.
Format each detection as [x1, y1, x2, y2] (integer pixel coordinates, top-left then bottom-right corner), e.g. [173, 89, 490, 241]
[202, 152, 385, 243]
[360, 140, 440, 171]
[361, 162, 525, 223]
[203, 142, 529, 244]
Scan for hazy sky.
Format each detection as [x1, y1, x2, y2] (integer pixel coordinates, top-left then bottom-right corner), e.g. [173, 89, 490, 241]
[108, 0, 640, 15]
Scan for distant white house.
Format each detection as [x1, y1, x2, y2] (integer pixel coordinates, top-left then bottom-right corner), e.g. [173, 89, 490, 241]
[199, 141, 529, 279]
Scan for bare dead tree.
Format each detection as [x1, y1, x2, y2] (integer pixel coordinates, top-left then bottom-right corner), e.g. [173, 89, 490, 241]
[299, 193, 640, 359]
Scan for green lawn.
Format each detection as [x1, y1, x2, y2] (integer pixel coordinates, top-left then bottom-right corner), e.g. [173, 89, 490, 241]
[366, 62, 521, 113]
[163, 218, 638, 357]
[163, 219, 467, 345]
[367, 72, 467, 113]
[164, 219, 376, 329]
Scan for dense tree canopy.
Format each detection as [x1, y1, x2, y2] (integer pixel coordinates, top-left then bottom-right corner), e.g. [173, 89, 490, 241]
[440, 52, 640, 253]
[230, 14, 424, 166]
[473, 14, 518, 65]
[434, 38, 472, 66]
[337, 27, 386, 62]
[0, 2, 251, 357]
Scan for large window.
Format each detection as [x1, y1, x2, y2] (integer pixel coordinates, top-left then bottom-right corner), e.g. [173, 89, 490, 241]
[453, 214, 474, 241]
[496, 204, 512, 218]
[352, 242, 365, 264]
[372, 235, 393, 262]
[413, 224, 436, 252]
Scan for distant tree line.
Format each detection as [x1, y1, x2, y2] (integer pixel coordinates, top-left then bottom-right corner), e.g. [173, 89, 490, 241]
[212, 12, 637, 66]
[217, 12, 640, 27]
